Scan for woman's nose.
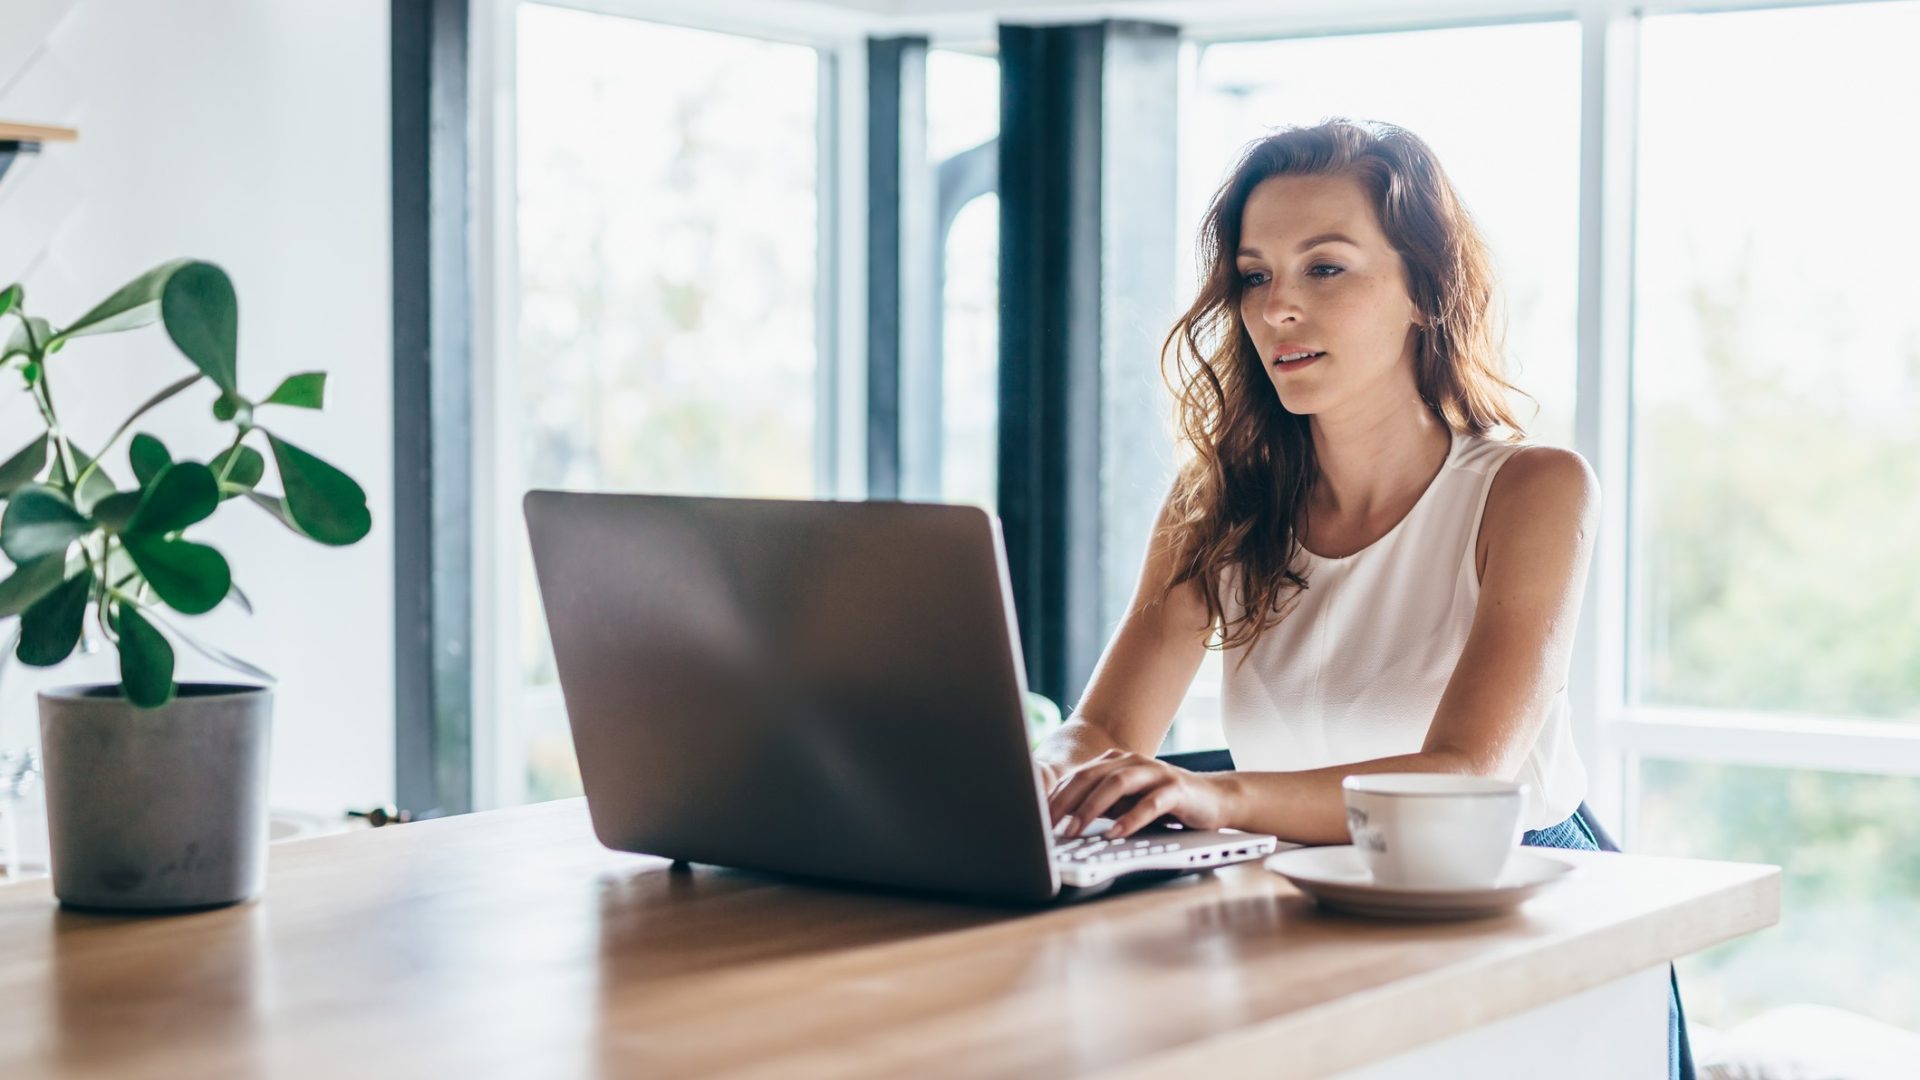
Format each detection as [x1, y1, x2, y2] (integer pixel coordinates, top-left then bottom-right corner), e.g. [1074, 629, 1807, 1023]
[1261, 285, 1302, 327]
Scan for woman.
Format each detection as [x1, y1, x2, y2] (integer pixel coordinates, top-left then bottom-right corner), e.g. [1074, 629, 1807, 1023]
[1031, 118, 1690, 1078]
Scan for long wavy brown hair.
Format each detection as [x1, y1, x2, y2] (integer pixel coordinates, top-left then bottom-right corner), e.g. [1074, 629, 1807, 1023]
[1160, 118, 1529, 654]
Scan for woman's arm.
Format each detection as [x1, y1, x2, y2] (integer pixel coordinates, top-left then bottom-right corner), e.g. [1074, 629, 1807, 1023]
[1055, 446, 1601, 843]
[1032, 490, 1214, 788]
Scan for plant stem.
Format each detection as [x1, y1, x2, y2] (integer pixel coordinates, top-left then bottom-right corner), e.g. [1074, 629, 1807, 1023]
[94, 535, 117, 615]
[29, 361, 79, 499]
[214, 426, 249, 486]
[27, 377, 56, 428]
[12, 318, 80, 498]
[96, 594, 118, 649]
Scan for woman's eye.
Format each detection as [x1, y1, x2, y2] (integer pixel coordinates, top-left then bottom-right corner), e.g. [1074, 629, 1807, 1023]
[1240, 265, 1339, 286]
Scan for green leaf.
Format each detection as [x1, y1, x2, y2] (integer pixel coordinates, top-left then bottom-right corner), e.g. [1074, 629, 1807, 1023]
[262, 371, 326, 409]
[48, 444, 118, 516]
[91, 490, 143, 532]
[0, 283, 19, 319]
[3, 315, 52, 363]
[0, 485, 90, 562]
[16, 566, 92, 667]
[244, 491, 304, 538]
[0, 553, 69, 618]
[212, 444, 265, 492]
[266, 435, 370, 545]
[160, 262, 238, 394]
[211, 392, 252, 424]
[0, 435, 48, 495]
[54, 258, 196, 341]
[121, 534, 231, 615]
[129, 433, 172, 487]
[113, 602, 176, 708]
[127, 462, 218, 534]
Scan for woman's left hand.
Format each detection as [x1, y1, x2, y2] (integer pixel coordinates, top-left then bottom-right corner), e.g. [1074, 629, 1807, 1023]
[1047, 750, 1236, 839]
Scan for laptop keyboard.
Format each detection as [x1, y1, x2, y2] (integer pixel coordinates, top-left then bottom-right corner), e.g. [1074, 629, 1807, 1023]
[1053, 834, 1185, 864]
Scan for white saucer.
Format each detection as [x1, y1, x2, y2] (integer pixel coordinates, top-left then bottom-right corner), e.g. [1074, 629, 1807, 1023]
[1264, 845, 1577, 920]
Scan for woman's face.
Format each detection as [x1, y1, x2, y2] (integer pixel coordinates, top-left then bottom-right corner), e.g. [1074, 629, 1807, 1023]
[1233, 173, 1425, 418]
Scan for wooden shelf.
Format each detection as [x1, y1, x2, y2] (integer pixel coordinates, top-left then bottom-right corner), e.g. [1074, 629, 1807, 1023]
[0, 122, 76, 185]
[0, 122, 78, 142]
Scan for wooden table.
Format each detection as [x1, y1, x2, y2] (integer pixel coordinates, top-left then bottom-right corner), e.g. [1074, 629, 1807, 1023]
[0, 798, 1778, 1079]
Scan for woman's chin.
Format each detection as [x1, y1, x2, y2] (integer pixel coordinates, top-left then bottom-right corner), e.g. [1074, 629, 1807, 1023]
[1272, 386, 1323, 416]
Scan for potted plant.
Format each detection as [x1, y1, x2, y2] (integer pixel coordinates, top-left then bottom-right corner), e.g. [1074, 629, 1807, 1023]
[0, 260, 370, 911]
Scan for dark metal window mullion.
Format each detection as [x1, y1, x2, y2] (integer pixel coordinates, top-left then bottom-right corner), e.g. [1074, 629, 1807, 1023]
[392, 0, 473, 817]
[998, 22, 1178, 713]
[865, 37, 933, 501]
[998, 24, 1103, 710]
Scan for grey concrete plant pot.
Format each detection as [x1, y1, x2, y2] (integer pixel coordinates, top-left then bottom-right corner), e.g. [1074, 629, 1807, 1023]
[38, 683, 272, 912]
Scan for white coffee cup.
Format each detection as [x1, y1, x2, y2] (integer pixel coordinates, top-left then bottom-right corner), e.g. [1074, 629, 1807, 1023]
[1340, 773, 1529, 889]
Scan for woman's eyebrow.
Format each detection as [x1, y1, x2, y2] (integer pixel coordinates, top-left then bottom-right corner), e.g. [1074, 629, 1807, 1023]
[1237, 232, 1362, 259]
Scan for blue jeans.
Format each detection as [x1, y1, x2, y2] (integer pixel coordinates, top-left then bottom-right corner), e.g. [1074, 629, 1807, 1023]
[1522, 811, 1692, 1080]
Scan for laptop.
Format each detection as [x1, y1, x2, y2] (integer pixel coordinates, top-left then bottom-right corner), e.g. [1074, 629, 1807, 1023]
[523, 490, 1282, 903]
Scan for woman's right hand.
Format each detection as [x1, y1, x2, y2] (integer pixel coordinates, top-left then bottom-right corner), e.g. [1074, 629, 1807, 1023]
[1035, 756, 1159, 833]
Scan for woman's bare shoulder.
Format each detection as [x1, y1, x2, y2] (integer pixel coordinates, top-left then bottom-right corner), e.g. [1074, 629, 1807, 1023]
[1482, 443, 1600, 543]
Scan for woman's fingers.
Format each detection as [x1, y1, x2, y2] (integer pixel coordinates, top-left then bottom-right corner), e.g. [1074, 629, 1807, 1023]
[1047, 754, 1140, 823]
[1107, 786, 1178, 840]
[1060, 765, 1162, 834]
[1046, 755, 1122, 815]
[1037, 754, 1223, 842]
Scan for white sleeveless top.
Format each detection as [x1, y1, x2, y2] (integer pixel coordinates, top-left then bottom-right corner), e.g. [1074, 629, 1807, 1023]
[1217, 429, 1587, 831]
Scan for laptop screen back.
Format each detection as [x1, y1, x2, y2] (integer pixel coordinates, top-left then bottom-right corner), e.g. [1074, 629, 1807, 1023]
[524, 492, 1059, 901]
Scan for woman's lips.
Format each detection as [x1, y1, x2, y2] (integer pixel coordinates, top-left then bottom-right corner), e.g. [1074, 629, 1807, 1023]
[1275, 351, 1325, 373]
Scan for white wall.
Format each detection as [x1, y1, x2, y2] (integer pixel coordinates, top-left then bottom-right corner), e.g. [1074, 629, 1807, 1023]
[0, 0, 394, 815]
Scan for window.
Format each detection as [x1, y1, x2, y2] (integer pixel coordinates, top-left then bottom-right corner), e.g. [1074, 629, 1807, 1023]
[508, 4, 822, 802]
[927, 48, 1000, 512]
[1169, 21, 1583, 750]
[1627, 0, 1920, 1031]
[1636, 760, 1920, 1030]
[1631, 2, 1920, 723]
[939, 191, 998, 511]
